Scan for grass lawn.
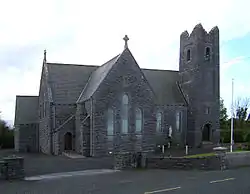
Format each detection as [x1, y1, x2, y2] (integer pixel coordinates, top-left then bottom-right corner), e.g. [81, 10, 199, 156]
[184, 149, 250, 158]
[230, 149, 250, 153]
[233, 149, 250, 152]
[184, 153, 216, 158]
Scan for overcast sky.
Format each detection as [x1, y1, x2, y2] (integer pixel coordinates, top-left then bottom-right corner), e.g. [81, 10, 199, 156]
[1, 0, 250, 125]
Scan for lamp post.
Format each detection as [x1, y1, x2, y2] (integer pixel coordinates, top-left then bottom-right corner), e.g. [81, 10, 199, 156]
[230, 78, 234, 153]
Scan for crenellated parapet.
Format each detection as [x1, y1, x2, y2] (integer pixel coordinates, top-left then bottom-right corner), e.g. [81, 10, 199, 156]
[180, 23, 219, 43]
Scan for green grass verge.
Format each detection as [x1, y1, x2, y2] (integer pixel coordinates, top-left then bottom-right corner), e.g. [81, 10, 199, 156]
[185, 150, 250, 158]
[232, 150, 250, 153]
[184, 153, 216, 158]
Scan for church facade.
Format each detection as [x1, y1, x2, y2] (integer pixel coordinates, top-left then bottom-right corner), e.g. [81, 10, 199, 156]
[14, 24, 220, 156]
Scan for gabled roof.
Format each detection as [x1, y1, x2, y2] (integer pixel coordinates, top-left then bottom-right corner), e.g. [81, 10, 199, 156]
[14, 96, 39, 125]
[46, 63, 98, 104]
[75, 47, 185, 105]
[77, 54, 121, 103]
[141, 69, 185, 105]
[44, 53, 185, 105]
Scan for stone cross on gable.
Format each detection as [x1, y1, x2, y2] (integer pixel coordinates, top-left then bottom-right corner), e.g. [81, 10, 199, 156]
[123, 35, 129, 49]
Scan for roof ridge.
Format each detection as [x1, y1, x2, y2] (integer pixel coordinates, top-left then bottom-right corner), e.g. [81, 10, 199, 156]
[16, 95, 38, 97]
[99, 54, 121, 66]
[142, 68, 179, 72]
[76, 71, 94, 103]
[46, 62, 178, 73]
[76, 54, 121, 103]
[47, 54, 120, 68]
[47, 62, 98, 67]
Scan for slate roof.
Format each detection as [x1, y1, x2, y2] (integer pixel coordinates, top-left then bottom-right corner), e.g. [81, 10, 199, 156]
[45, 55, 185, 105]
[141, 69, 185, 105]
[46, 63, 98, 104]
[14, 96, 39, 125]
[77, 54, 120, 103]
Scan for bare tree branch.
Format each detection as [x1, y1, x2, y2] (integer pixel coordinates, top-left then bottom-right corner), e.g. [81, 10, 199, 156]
[233, 97, 250, 120]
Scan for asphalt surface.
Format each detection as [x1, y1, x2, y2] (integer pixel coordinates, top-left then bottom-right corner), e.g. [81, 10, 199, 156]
[0, 150, 114, 176]
[1, 167, 250, 194]
[20, 154, 114, 176]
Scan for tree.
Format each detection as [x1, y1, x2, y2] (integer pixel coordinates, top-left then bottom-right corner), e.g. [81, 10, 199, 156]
[220, 98, 230, 143]
[233, 97, 250, 129]
[234, 97, 249, 121]
[230, 97, 250, 143]
[0, 120, 9, 136]
[220, 98, 228, 128]
[0, 111, 14, 149]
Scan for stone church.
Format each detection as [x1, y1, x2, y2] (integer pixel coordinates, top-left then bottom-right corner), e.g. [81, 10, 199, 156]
[14, 24, 220, 156]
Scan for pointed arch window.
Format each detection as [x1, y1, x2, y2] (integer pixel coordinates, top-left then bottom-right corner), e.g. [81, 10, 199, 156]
[186, 49, 191, 62]
[176, 111, 182, 132]
[107, 108, 114, 137]
[121, 94, 129, 133]
[205, 47, 210, 57]
[135, 108, 142, 133]
[156, 111, 162, 132]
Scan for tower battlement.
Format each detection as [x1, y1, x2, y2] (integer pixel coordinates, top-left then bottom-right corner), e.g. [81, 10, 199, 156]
[180, 23, 219, 41]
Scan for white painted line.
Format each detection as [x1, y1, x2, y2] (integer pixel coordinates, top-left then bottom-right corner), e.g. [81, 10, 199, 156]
[119, 180, 133, 184]
[210, 178, 235, 184]
[144, 186, 181, 194]
[24, 169, 120, 181]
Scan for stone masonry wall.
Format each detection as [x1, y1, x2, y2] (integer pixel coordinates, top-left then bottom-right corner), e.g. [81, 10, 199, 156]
[146, 156, 224, 170]
[58, 117, 75, 154]
[226, 151, 250, 168]
[0, 156, 25, 180]
[92, 49, 156, 157]
[75, 101, 91, 156]
[17, 123, 39, 152]
[114, 152, 147, 170]
[75, 104, 83, 154]
[179, 25, 220, 147]
[156, 105, 187, 147]
[114, 151, 250, 171]
[38, 66, 52, 154]
[113, 152, 228, 171]
[52, 132, 59, 155]
[14, 126, 20, 152]
[52, 103, 76, 155]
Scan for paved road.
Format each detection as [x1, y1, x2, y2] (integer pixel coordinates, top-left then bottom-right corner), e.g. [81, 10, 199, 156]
[1, 167, 250, 194]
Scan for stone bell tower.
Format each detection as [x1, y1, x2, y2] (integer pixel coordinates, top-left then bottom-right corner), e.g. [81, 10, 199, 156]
[178, 24, 220, 147]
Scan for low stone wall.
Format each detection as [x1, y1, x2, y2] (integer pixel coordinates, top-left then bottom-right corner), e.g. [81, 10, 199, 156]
[226, 151, 250, 168]
[0, 156, 25, 180]
[146, 155, 226, 170]
[114, 152, 147, 170]
[114, 152, 133, 170]
[113, 151, 228, 171]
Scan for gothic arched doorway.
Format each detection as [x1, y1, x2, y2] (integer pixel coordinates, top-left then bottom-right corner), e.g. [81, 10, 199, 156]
[202, 123, 211, 142]
[64, 132, 73, 151]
